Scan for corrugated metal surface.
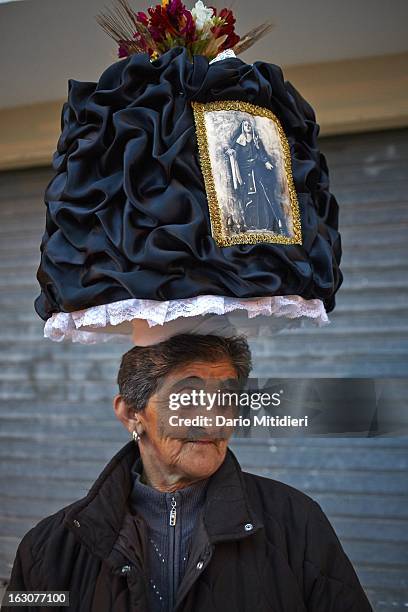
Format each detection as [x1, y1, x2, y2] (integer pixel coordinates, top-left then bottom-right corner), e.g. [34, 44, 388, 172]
[0, 127, 407, 610]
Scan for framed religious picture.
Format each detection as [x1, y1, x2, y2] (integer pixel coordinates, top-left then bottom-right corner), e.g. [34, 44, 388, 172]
[192, 100, 302, 247]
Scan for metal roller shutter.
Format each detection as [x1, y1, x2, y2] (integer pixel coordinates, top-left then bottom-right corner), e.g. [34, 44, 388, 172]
[0, 127, 407, 610]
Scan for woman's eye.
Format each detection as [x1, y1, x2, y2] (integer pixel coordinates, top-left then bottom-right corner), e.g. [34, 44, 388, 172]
[179, 388, 197, 395]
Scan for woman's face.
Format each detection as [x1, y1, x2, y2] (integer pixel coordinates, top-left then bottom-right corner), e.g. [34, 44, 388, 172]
[242, 120, 252, 134]
[136, 359, 239, 486]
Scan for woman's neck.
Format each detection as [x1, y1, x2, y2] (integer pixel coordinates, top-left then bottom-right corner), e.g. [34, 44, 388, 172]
[140, 454, 207, 493]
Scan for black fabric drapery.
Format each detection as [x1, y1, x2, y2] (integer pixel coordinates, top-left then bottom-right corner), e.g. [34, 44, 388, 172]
[35, 47, 342, 321]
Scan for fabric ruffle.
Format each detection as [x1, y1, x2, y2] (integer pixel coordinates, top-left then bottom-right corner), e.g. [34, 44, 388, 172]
[44, 294, 329, 344]
[35, 46, 342, 326]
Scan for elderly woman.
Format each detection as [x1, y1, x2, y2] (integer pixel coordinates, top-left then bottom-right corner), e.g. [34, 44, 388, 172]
[4, 334, 372, 612]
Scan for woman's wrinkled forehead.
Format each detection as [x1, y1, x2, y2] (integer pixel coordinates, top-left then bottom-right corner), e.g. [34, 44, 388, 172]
[156, 359, 239, 394]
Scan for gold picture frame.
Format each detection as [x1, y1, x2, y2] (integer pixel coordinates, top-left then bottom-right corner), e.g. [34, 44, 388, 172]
[191, 100, 302, 247]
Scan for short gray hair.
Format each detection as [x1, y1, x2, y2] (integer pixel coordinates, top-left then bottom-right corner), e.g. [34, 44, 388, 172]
[117, 333, 252, 412]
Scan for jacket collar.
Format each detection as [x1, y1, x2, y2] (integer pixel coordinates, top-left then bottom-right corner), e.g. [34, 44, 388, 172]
[63, 440, 263, 560]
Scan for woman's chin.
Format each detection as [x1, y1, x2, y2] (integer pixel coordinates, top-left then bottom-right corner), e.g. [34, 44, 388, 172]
[180, 440, 226, 478]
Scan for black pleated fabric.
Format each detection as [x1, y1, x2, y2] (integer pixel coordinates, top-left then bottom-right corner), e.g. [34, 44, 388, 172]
[35, 47, 342, 321]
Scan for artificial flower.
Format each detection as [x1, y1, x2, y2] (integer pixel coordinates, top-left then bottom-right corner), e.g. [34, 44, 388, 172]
[211, 7, 240, 50]
[191, 0, 214, 30]
[101, 0, 240, 61]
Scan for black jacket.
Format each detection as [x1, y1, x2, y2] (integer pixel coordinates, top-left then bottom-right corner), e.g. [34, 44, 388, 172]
[2, 441, 372, 612]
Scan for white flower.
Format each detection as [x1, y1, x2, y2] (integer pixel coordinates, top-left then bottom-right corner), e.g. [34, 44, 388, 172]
[191, 0, 214, 30]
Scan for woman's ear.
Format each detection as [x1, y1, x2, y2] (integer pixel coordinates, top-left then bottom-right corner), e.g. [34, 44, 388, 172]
[113, 394, 136, 433]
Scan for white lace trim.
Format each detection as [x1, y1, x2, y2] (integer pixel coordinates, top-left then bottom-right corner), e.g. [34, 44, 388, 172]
[209, 49, 236, 64]
[43, 294, 329, 344]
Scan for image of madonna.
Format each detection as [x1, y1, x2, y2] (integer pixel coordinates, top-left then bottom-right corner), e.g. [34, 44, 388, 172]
[225, 118, 291, 235]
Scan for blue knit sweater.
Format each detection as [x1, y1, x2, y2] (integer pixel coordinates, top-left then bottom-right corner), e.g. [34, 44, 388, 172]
[129, 457, 209, 611]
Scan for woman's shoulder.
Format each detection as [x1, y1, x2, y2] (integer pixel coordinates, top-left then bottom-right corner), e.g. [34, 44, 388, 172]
[5, 498, 93, 595]
[17, 502, 78, 564]
[242, 469, 320, 523]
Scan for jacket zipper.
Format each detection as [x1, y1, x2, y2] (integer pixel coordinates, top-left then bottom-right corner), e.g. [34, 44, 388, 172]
[169, 496, 177, 527]
[168, 495, 177, 611]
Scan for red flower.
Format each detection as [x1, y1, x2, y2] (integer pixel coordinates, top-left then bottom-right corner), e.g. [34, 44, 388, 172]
[165, 0, 196, 41]
[179, 9, 197, 43]
[115, 0, 235, 59]
[136, 11, 149, 25]
[118, 41, 131, 58]
[167, 0, 184, 18]
[211, 7, 240, 50]
[146, 0, 197, 45]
